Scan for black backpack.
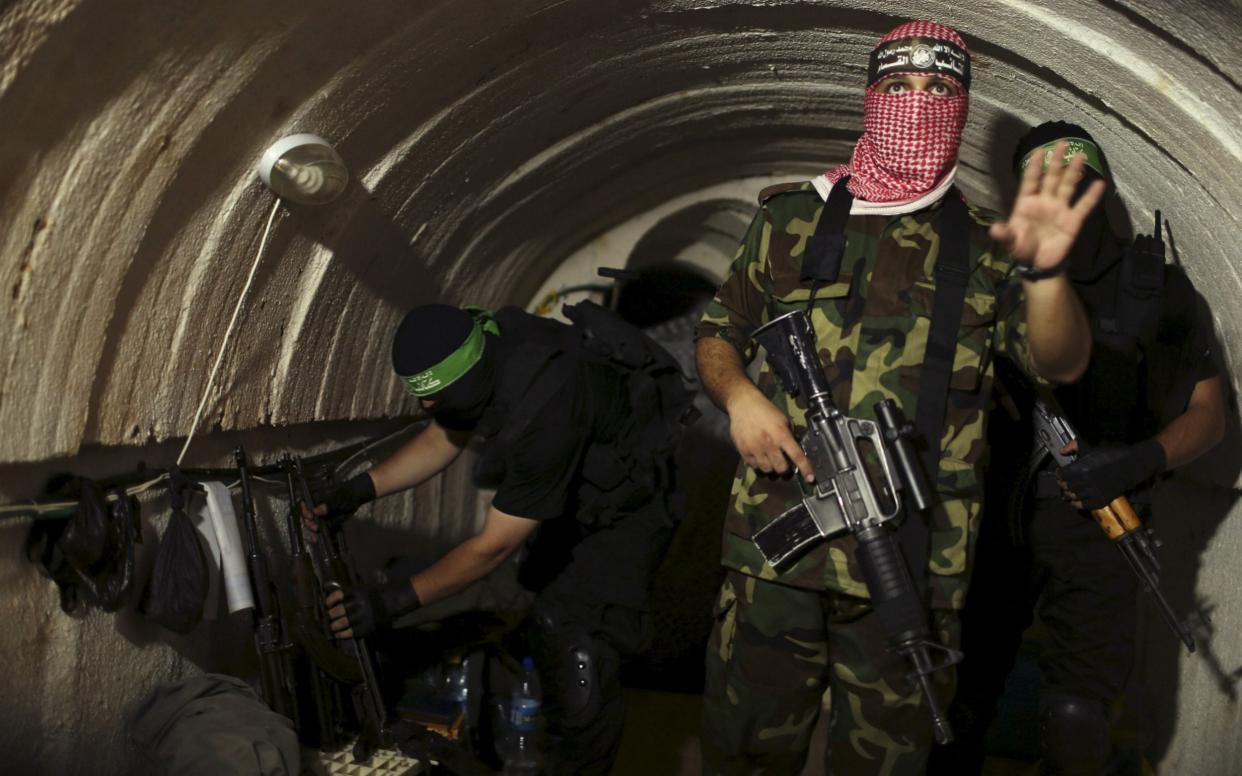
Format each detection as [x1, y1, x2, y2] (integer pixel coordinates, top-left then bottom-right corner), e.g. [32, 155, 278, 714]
[482, 301, 698, 526]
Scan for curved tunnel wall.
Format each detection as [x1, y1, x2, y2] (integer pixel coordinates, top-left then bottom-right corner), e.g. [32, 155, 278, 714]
[1, 0, 1240, 772]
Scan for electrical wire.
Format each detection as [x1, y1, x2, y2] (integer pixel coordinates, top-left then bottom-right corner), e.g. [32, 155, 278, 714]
[0, 473, 282, 522]
[332, 418, 425, 476]
[0, 415, 418, 522]
[176, 197, 283, 466]
[0, 472, 169, 520]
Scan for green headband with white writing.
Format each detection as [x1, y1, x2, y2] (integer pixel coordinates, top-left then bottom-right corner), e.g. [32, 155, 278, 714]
[398, 306, 500, 397]
[1020, 137, 1107, 180]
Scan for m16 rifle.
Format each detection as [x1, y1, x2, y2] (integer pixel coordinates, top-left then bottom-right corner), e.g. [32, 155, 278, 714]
[235, 446, 296, 721]
[292, 457, 392, 762]
[750, 310, 961, 744]
[1031, 392, 1197, 652]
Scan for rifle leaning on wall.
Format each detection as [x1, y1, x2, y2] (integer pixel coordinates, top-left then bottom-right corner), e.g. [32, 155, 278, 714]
[234, 446, 298, 721]
[749, 310, 961, 744]
[1030, 391, 1197, 652]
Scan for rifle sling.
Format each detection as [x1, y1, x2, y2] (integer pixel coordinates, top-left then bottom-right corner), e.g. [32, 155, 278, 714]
[803, 176, 855, 284]
[907, 189, 972, 595]
[798, 185, 971, 595]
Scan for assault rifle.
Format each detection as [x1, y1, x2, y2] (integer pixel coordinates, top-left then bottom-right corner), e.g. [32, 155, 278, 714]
[1031, 392, 1197, 652]
[750, 310, 961, 744]
[235, 447, 296, 720]
[279, 455, 363, 749]
[292, 457, 392, 762]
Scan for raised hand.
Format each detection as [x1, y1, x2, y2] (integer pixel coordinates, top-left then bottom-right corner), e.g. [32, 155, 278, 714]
[990, 139, 1107, 272]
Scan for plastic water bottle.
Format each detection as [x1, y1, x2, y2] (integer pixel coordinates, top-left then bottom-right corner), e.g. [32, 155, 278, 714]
[445, 657, 470, 715]
[503, 656, 543, 775]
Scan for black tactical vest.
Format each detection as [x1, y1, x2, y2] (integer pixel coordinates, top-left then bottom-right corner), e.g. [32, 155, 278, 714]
[471, 303, 695, 527]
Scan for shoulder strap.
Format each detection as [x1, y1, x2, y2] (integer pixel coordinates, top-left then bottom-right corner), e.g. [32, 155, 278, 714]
[802, 176, 855, 284]
[480, 308, 568, 446]
[914, 188, 972, 476]
[758, 181, 809, 204]
[903, 188, 972, 592]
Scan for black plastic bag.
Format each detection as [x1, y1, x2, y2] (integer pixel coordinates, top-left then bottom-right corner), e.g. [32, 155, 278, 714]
[25, 477, 133, 614]
[25, 501, 86, 615]
[59, 479, 110, 573]
[95, 489, 142, 612]
[140, 473, 207, 633]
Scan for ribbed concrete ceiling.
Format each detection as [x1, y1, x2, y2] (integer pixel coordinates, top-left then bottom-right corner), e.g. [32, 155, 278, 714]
[2, 0, 1240, 467]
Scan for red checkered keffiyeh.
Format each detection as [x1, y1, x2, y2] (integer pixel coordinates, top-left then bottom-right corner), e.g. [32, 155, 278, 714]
[826, 21, 970, 203]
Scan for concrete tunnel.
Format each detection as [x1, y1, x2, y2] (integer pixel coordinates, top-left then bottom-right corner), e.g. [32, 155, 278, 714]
[1, 0, 1241, 772]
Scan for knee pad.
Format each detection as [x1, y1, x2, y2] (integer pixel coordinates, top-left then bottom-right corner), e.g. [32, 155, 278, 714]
[532, 608, 603, 724]
[1039, 692, 1110, 775]
[561, 643, 600, 721]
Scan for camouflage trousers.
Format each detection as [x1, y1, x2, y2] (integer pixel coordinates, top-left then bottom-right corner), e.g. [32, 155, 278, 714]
[702, 570, 960, 775]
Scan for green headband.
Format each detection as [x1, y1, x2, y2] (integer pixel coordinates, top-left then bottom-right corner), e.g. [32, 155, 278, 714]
[398, 306, 500, 397]
[1020, 137, 1107, 180]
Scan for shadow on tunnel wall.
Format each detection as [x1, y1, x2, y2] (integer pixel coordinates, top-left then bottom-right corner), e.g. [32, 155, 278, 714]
[283, 178, 446, 310]
[604, 263, 737, 694]
[1137, 290, 1242, 764]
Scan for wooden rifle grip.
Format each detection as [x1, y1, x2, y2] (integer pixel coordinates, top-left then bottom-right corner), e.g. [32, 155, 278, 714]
[1091, 496, 1143, 540]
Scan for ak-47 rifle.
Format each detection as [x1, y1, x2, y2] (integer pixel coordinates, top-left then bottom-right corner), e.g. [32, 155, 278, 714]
[235, 446, 296, 720]
[750, 310, 961, 744]
[279, 455, 363, 749]
[1031, 391, 1197, 652]
[292, 457, 392, 762]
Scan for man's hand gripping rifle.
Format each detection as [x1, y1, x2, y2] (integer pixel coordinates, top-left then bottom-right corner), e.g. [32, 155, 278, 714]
[292, 457, 392, 761]
[1031, 392, 1196, 652]
[750, 310, 962, 744]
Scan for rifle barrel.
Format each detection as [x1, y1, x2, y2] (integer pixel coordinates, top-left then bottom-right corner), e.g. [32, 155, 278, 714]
[1117, 534, 1195, 652]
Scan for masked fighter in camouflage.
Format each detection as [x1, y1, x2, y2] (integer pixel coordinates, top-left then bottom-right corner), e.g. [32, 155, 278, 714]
[695, 21, 1101, 774]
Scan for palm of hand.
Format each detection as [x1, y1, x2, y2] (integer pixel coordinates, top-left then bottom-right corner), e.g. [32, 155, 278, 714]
[1005, 194, 1077, 269]
[990, 140, 1106, 272]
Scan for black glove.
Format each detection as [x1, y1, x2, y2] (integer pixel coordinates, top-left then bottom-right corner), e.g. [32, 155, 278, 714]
[335, 578, 422, 638]
[1058, 439, 1166, 510]
[309, 472, 376, 526]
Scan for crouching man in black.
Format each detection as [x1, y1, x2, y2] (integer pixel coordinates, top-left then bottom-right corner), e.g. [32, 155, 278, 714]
[303, 302, 691, 775]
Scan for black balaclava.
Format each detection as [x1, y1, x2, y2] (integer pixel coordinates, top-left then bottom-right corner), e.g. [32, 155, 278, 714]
[391, 304, 499, 428]
[1012, 121, 1119, 282]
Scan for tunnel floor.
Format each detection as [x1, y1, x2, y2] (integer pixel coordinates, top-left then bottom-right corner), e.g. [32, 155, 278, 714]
[612, 687, 1146, 775]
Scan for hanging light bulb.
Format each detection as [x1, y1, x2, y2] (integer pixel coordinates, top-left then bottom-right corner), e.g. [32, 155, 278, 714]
[256, 133, 349, 205]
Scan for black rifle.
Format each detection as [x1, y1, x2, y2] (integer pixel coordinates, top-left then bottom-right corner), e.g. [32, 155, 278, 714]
[235, 446, 296, 721]
[292, 457, 392, 762]
[1030, 392, 1196, 652]
[751, 310, 960, 744]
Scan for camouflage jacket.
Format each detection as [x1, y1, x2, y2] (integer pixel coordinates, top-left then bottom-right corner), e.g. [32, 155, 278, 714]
[695, 181, 1035, 610]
